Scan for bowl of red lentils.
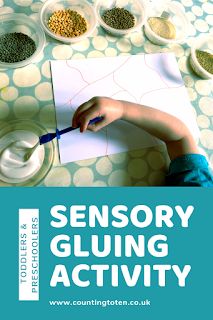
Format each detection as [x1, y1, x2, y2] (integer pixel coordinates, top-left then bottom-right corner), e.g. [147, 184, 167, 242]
[95, 0, 147, 36]
[40, 0, 97, 43]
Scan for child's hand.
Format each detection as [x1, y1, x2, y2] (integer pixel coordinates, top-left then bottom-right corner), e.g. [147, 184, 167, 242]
[72, 97, 124, 132]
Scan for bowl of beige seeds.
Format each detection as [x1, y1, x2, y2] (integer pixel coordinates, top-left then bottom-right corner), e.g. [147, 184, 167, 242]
[144, 1, 188, 45]
[40, 0, 97, 43]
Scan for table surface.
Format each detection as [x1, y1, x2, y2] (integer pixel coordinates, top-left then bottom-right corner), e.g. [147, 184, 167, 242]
[0, 0, 212, 187]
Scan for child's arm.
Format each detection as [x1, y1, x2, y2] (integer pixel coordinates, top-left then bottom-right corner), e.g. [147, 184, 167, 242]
[72, 97, 198, 160]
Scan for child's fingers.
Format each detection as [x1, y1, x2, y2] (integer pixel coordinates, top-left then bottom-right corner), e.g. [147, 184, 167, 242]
[72, 98, 95, 127]
[87, 118, 107, 132]
[78, 108, 102, 132]
[77, 98, 95, 113]
[72, 112, 80, 128]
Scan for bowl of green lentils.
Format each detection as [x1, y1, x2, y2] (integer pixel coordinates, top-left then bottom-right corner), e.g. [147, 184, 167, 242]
[0, 13, 46, 69]
[190, 34, 213, 80]
[95, 0, 147, 36]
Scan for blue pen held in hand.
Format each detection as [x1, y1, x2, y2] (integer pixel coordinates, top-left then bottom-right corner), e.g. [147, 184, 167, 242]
[39, 116, 103, 145]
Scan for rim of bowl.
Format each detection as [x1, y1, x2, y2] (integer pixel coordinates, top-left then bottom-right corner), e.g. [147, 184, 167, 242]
[190, 38, 213, 79]
[0, 13, 46, 69]
[39, 0, 97, 43]
[144, 2, 189, 45]
[0, 119, 55, 187]
[95, 0, 147, 35]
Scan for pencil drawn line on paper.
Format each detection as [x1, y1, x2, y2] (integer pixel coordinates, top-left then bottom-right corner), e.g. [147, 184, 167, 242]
[62, 56, 132, 110]
[144, 54, 170, 89]
[62, 55, 184, 111]
[51, 53, 199, 164]
[139, 84, 184, 104]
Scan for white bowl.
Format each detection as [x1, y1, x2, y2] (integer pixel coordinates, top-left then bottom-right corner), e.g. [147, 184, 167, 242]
[0, 13, 45, 69]
[95, 0, 147, 36]
[0, 120, 55, 187]
[40, 0, 97, 43]
[144, 2, 188, 45]
[190, 35, 213, 80]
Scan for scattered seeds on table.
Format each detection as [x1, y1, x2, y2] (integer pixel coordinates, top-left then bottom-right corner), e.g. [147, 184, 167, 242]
[148, 17, 176, 40]
[101, 7, 135, 30]
[48, 9, 87, 37]
[0, 32, 36, 63]
[196, 50, 213, 75]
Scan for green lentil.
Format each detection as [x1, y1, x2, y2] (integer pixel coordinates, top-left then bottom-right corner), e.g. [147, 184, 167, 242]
[0, 32, 36, 63]
[196, 50, 213, 74]
[102, 7, 135, 30]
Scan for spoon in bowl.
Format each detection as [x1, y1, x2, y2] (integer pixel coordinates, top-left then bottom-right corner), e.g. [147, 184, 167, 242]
[5, 116, 103, 164]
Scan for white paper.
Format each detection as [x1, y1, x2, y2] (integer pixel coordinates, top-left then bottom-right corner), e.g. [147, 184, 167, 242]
[50, 53, 199, 164]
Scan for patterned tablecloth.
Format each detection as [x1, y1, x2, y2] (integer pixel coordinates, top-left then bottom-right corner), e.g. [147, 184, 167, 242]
[0, 0, 212, 186]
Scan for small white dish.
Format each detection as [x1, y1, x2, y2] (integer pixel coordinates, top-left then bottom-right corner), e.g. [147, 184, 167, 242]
[40, 0, 97, 43]
[0, 13, 45, 69]
[190, 35, 213, 80]
[144, 2, 188, 46]
[95, 0, 147, 36]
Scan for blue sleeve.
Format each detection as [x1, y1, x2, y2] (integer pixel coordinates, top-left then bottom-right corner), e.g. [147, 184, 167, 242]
[166, 154, 213, 187]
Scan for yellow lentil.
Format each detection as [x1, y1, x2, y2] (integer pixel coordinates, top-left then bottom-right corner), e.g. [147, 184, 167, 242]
[48, 9, 87, 38]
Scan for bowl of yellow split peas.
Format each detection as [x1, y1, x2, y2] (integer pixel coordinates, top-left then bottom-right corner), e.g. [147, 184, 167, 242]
[40, 0, 97, 43]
